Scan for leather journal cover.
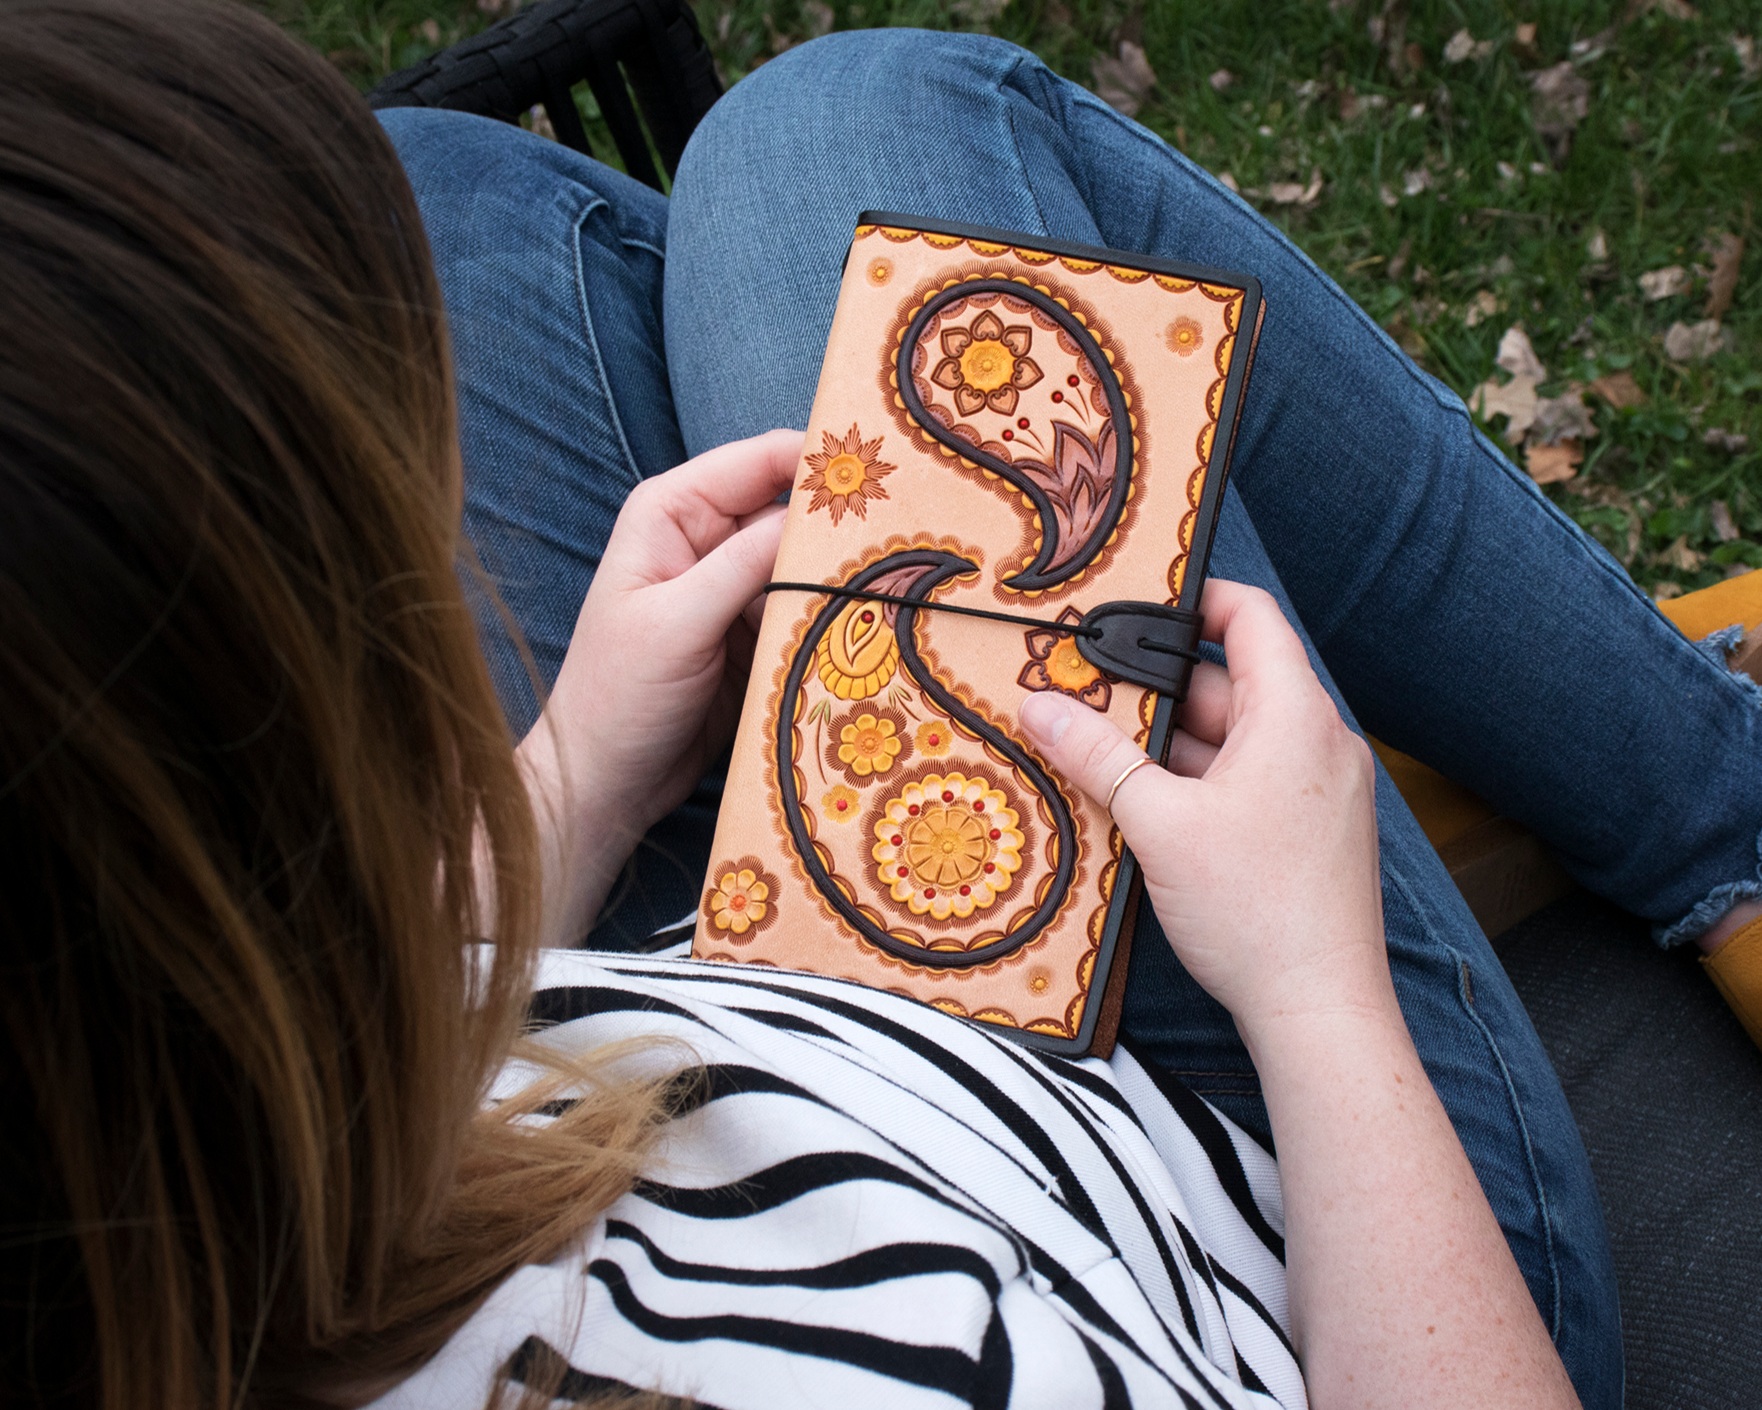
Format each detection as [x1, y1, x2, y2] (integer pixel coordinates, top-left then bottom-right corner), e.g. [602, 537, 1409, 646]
[691, 213, 1262, 1056]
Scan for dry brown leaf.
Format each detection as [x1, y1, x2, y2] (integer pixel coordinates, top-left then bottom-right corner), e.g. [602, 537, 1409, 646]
[1526, 439, 1582, 484]
[801, 0, 835, 35]
[1512, 21, 1539, 56]
[1093, 41, 1158, 117]
[1464, 289, 1500, 327]
[1217, 170, 1240, 193]
[1705, 427, 1752, 453]
[1661, 536, 1705, 573]
[1712, 500, 1740, 542]
[1638, 265, 1690, 300]
[1588, 370, 1647, 408]
[949, 0, 1009, 22]
[1705, 232, 1745, 320]
[1379, 182, 1399, 208]
[1654, 581, 1685, 602]
[1655, 0, 1697, 18]
[1530, 393, 1599, 445]
[1529, 62, 1590, 160]
[1264, 169, 1325, 207]
[1472, 375, 1541, 441]
[1402, 167, 1434, 197]
[1496, 324, 1548, 381]
[416, 17, 441, 44]
[1209, 68, 1235, 92]
[1663, 318, 1725, 361]
[1587, 229, 1610, 261]
[1734, 35, 1760, 79]
[1444, 28, 1496, 62]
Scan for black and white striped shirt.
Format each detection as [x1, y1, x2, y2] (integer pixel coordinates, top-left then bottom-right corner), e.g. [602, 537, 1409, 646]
[373, 946, 1305, 1409]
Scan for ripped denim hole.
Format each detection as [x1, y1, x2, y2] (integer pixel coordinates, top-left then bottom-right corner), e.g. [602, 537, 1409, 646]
[1657, 823, 1762, 948]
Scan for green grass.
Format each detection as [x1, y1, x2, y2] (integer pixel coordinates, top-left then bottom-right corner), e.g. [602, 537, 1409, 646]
[265, 0, 1761, 598]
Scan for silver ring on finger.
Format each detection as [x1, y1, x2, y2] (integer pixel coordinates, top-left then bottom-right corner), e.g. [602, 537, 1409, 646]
[1105, 756, 1157, 814]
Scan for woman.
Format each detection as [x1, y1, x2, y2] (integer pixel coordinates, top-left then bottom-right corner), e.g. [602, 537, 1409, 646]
[5, 1, 1757, 1406]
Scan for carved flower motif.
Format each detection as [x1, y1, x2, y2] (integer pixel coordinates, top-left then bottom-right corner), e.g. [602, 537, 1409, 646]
[872, 772, 1025, 921]
[835, 710, 904, 780]
[802, 425, 895, 525]
[914, 719, 953, 757]
[814, 598, 899, 700]
[931, 308, 1044, 417]
[821, 784, 861, 822]
[704, 860, 777, 937]
[1017, 608, 1112, 711]
[1165, 316, 1204, 357]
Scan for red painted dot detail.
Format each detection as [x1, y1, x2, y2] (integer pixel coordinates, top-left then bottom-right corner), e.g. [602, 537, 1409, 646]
[983, 862, 996, 874]
[836, 800, 848, 812]
[972, 801, 985, 812]
[859, 610, 874, 624]
[959, 885, 972, 896]
[1051, 390, 1064, 402]
[907, 804, 920, 815]
[942, 790, 955, 802]
[1016, 416, 1030, 428]
[890, 834, 903, 846]
[897, 866, 910, 878]
[1067, 374, 1081, 387]
[924, 888, 936, 898]
[1001, 429, 1014, 440]
[988, 828, 1001, 840]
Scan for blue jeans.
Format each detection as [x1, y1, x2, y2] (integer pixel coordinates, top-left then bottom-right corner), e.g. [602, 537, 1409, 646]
[384, 29, 1762, 1407]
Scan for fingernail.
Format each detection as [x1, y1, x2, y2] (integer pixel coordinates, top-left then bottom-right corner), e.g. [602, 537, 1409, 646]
[1018, 690, 1075, 746]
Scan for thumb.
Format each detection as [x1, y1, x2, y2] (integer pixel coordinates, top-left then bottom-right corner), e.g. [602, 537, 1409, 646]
[1017, 690, 1184, 831]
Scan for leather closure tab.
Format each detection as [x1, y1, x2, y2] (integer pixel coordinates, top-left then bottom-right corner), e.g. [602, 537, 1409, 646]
[1076, 600, 1205, 699]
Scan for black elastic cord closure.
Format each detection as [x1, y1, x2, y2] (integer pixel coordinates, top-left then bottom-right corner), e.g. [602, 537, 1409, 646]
[762, 581, 1101, 639]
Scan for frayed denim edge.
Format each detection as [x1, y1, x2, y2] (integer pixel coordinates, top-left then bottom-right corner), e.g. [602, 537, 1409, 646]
[1655, 626, 1762, 946]
[1655, 827, 1762, 948]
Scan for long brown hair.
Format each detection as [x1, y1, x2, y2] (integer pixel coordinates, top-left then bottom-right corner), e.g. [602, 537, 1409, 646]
[0, 3, 666, 1405]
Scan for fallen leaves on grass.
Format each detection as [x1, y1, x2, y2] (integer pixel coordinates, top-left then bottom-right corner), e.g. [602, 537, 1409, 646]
[1402, 167, 1434, 197]
[1638, 265, 1690, 300]
[802, 1, 835, 36]
[1208, 68, 1234, 92]
[1260, 169, 1325, 207]
[1496, 324, 1548, 381]
[1712, 501, 1740, 542]
[1704, 428, 1752, 454]
[1660, 536, 1705, 573]
[1529, 62, 1591, 163]
[1444, 29, 1496, 63]
[1588, 370, 1647, 408]
[1464, 289, 1500, 327]
[1093, 41, 1158, 116]
[1470, 325, 1604, 486]
[1473, 373, 1539, 439]
[1663, 319, 1725, 361]
[1526, 442, 1583, 484]
[1734, 36, 1760, 79]
[1530, 394, 1598, 446]
[1704, 233, 1744, 321]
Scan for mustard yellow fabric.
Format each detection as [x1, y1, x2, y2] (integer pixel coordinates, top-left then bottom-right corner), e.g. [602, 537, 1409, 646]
[1703, 916, 1762, 1050]
[1656, 571, 1762, 641]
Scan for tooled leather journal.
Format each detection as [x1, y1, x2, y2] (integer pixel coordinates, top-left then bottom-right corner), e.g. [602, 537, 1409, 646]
[690, 214, 1263, 1056]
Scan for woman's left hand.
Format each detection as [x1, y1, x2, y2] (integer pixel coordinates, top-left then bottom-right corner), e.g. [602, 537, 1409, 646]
[517, 429, 803, 942]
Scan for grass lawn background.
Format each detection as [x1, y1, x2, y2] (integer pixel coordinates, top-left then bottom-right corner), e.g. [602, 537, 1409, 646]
[265, 0, 1760, 600]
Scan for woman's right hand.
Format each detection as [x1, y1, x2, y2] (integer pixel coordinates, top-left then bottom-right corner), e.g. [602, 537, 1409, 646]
[1016, 579, 1390, 1042]
[1023, 583, 1582, 1410]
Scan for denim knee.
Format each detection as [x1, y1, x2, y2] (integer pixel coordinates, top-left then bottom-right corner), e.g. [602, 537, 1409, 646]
[378, 106, 667, 260]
